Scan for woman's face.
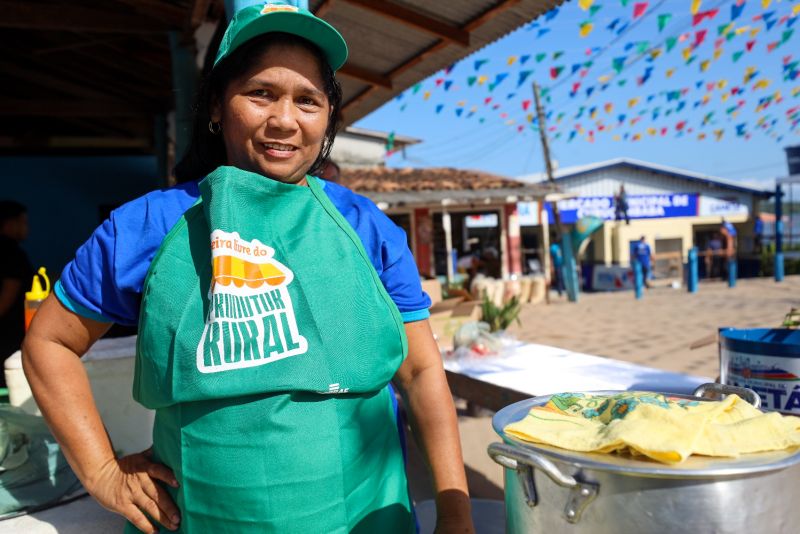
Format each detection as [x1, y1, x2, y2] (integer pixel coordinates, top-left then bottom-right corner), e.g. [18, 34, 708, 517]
[211, 42, 330, 185]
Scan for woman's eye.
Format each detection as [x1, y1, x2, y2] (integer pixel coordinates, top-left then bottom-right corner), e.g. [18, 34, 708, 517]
[298, 96, 318, 107]
[251, 89, 272, 98]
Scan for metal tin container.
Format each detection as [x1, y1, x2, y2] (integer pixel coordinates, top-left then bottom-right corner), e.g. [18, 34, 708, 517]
[489, 384, 800, 534]
[720, 328, 800, 415]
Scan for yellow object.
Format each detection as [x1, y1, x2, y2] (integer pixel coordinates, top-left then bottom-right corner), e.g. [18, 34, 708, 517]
[25, 267, 50, 301]
[24, 267, 50, 330]
[504, 392, 800, 464]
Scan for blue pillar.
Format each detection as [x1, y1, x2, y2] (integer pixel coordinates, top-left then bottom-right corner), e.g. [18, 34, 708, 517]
[775, 183, 785, 282]
[728, 259, 737, 288]
[561, 233, 579, 303]
[687, 247, 698, 293]
[633, 260, 643, 300]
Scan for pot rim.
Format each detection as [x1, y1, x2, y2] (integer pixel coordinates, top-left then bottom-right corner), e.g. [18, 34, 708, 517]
[493, 391, 800, 479]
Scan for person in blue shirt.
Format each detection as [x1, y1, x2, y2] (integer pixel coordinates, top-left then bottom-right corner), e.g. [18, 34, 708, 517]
[549, 241, 564, 296]
[21, 5, 474, 533]
[633, 236, 654, 288]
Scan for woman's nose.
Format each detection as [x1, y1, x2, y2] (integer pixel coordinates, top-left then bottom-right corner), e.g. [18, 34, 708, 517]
[266, 98, 297, 131]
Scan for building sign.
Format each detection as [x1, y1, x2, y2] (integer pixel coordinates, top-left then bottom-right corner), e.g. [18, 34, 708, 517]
[464, 213, 498, 228]
[545, 194, 698, 224]
[592, 265, 635, 291]
[698, 196, 749, 217]
[517, 201, 540, 226]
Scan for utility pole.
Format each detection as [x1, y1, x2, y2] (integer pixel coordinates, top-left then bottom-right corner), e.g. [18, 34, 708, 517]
[533, 82, 578, 302]
[533, 82, 563, 238]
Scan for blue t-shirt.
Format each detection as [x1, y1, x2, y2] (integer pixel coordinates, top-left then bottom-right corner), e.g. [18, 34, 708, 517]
[633, 241, 652, 267]
[56, 178, 431, 326]
[722, 221, 737, 237]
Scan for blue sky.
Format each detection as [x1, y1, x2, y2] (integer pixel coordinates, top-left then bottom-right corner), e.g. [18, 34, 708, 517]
[355, 0, 800, 189]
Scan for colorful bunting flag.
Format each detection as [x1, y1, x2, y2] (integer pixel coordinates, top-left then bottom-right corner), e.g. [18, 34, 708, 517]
[731, 2, 745, 21]
[658, 13, 672, 32]
[550, 66, 564, 79]
[633, 2, 648, 19]
[613, 56, 626, 73]
[693, 9, 720, 26]
[580, 21, 594, 37]
[578, 0, 594, 11]
[666, 36, 678, 52]
[517, 70, 533, 88]
[474, 59, 489, 71]
[694, 29, 708, 47]
[691, 0, 702, 15]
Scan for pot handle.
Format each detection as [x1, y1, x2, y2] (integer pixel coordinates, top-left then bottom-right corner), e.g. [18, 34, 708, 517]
[692, 382, 761, 408]
[488, 442, 598, 523]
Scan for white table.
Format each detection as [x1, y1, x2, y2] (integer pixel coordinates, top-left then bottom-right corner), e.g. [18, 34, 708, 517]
[444, 342, 712, 412]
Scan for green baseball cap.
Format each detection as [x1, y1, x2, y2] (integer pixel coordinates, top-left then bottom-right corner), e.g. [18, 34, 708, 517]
[214, 2, 348, 71]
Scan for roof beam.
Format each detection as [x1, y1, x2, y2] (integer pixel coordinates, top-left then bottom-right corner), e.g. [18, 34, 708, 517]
[338, 64, 392, 89]
[341, 0, 470, 46]
[342, 0, 522, 115]
[0, 99, 156, 118]
[0, 1, 179, 32]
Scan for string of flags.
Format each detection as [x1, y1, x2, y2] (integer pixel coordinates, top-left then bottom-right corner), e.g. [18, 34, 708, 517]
[392, 0, 800, 145]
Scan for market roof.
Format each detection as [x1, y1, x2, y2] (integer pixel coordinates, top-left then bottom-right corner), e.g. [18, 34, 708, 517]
[339, 166, 560, 207]
[2, 0, 565, 156]
[518, 157, 773, 198]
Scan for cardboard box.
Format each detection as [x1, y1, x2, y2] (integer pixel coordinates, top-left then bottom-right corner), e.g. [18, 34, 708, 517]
[421, 278, 443, 306]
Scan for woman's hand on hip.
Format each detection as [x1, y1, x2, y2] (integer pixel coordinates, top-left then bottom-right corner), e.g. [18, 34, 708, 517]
[86, 448, 180, 533]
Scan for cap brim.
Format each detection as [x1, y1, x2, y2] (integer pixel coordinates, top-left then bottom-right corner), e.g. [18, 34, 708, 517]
[219, 11, 348, 71]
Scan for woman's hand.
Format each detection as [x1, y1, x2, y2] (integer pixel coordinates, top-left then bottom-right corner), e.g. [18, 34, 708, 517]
[86, 448, 181, 533]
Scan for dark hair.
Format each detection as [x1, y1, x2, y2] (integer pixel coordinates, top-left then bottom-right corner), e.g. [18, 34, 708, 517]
[174, 32, 343, 183]
[0, 200, 26, 225]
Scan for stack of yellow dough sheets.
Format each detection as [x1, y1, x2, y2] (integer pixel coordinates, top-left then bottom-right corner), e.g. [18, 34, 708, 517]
[504, 392, 800, 464]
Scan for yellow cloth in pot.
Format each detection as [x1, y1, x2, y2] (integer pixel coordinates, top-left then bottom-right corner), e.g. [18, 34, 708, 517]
[504, 392, 800, 464]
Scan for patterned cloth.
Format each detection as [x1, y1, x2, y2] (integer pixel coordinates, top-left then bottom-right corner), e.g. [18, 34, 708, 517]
[505, 392, 800, 464]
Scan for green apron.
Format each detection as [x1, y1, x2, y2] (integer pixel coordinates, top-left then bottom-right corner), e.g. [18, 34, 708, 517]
[131, 166, 414, 533]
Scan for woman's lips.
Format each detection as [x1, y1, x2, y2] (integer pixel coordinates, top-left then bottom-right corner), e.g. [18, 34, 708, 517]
[262, 142, 297, 159]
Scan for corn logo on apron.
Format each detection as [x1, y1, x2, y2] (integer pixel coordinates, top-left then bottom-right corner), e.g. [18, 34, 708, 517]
[131, 166, 414, 533]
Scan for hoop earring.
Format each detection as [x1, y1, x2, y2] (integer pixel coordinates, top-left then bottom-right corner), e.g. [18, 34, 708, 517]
[208, 121, 221, 134]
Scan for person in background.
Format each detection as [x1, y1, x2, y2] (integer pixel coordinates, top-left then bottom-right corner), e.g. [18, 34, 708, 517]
[549, 240, 564, 296]
[753, 216, 764, 254]
[706, 233, 724, 279]
[614, 184, 630, 225]
[318, 158, 341, 183]
[0, 201, 33, 373]
[720, 218, 737, 279]
[633, 236, 654, 288]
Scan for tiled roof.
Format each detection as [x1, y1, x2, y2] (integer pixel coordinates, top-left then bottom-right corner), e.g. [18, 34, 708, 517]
[339, 166, 530, 193]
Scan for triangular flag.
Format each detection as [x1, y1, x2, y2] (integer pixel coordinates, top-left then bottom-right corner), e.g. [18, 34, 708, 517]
[520, 54, 531, 65]
[522, 100, 531, 111]
[444, 80, 453, 91]
[691, 0, 702, 15]
[746, 40, 756, 51]
[733, 50, 744, 62]
[550, 66, 564, 79]
[700, 59, 711, 71]
[517, 70, 534, 88]
[589, 5, 602, 17]
[507, 56, 518, 65]
[467, 76, 477, 86]
[423, 91, 431, 100]
[412, 83, 422, 94]
[782, 30, 794, 44]
[633, 3, 649, 20]
[636, 41, 650, 53]
[435, 104, 444, 114]
[545, 8, 559, 21]
[535, 53, 547, 63]
[767, 41, 779, 52]
[762, 0, 771, 8]
[693, 9, 719, 26]
[666, 36, 678, 52]
[474, 59, 489, 71]
[455, 108, 463, 117]
[580, 21, 594, 37]
[553, 51, 564, 60]
[578, 0, 594, 11]
[538, 28, 551, 37]
[613, 56, 626, 73]
[731, 2, 745, 21]
[477, 75, 488, 85]
[571, 63, 582, 74]
[666, 67, 676, 77]
[695, 29, 708, 47]
[607, 17, 621, 31]
[658, 13, 672, 32]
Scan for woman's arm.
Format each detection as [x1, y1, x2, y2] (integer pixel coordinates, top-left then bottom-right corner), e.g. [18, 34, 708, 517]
[22, 294, 180, 533]
[393, 319, 474, 534]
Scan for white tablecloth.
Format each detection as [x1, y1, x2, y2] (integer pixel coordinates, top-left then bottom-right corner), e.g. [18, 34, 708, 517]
[444, 342, 711, 396]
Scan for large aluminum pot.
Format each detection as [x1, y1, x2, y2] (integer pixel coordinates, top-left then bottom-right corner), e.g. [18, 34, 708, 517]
[489, 383, 800, 534]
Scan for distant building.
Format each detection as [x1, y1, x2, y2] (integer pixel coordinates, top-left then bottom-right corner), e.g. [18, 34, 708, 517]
[330, 127, 420, 168]
[518, 158, 772, 280]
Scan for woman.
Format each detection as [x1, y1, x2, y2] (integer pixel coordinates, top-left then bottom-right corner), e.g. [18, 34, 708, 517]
[22, 4, 474, 533]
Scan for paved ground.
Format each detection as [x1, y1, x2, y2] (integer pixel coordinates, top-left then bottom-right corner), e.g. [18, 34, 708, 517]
[408, 275, 800, 509]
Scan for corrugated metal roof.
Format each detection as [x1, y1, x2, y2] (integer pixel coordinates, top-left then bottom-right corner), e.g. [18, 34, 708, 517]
[311, 0, 565, 124]
[518, 157, 773, 198]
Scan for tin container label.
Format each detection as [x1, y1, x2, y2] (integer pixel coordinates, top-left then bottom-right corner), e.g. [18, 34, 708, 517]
[723, 349, 800, 414]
